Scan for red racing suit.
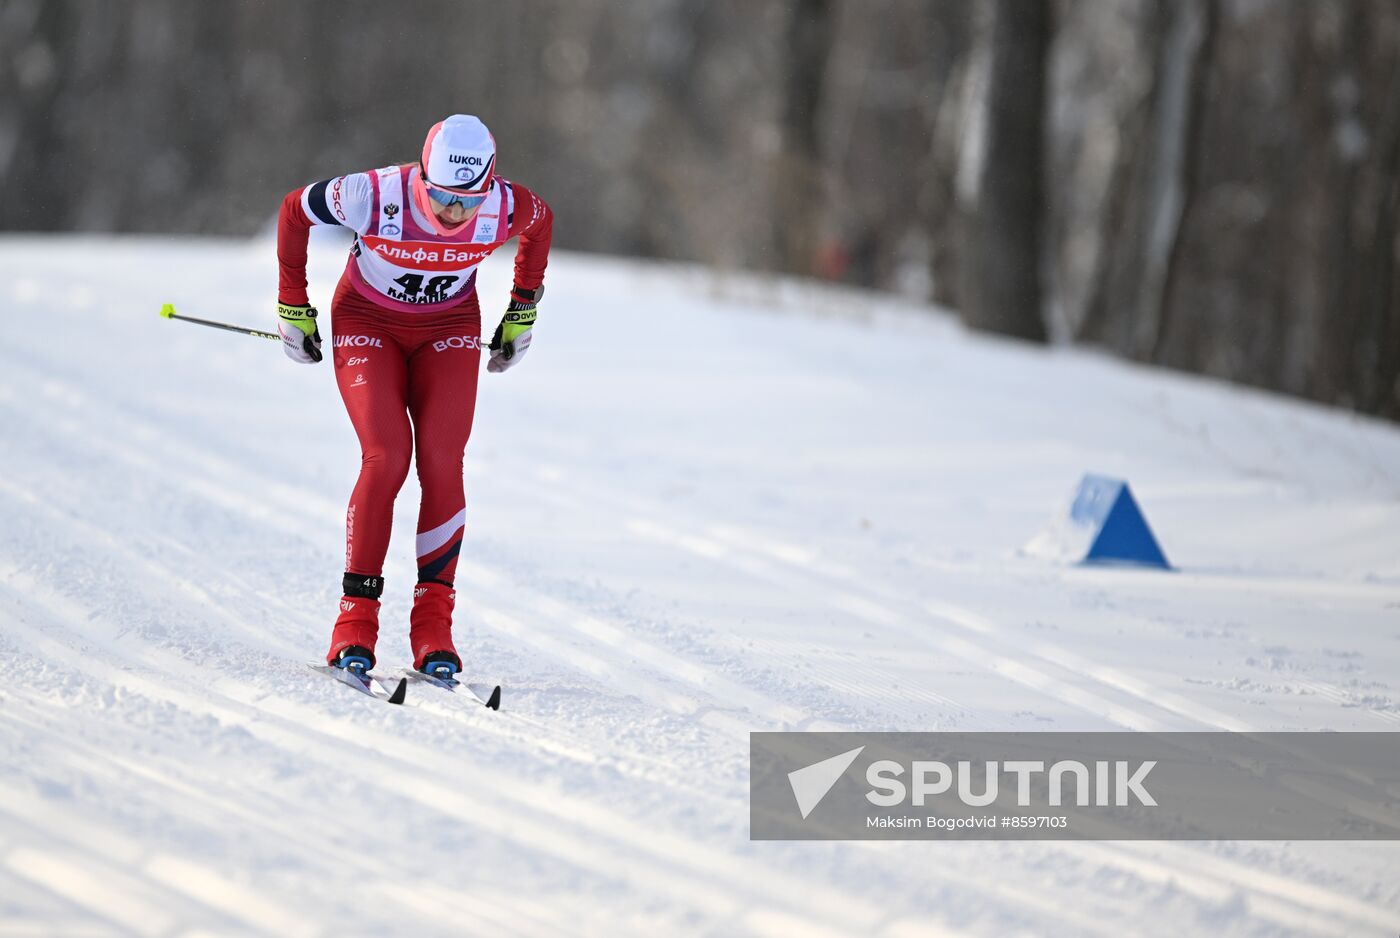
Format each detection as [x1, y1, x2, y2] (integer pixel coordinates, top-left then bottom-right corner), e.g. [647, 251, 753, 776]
[277, 164, 552, 590]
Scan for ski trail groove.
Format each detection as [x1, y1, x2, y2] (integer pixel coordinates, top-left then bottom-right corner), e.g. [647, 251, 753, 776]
[0, 573, 916, 937]
[531, 475, 1400, 933]
[0, 698, 572, 937]
[3, 357, 835, 736]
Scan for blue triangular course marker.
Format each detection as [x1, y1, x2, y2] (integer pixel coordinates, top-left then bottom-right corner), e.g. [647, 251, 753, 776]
[1069, 474, 1171, 569]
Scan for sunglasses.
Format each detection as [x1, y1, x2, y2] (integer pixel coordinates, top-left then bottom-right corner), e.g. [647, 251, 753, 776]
[426, 186, 489, 210]
[422, 170, 489, 210]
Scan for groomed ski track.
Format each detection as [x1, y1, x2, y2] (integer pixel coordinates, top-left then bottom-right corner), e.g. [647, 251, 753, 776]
[1, 234, 1399, 936]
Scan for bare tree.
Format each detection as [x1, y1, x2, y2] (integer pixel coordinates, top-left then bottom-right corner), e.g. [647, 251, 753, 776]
[773, 0, 835, 276]
[1073, 0, 1215, 356]
[960, 0, 1050, 342]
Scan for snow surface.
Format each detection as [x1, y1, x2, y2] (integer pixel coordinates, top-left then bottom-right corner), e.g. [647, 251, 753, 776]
[1, 232, 1399, 937]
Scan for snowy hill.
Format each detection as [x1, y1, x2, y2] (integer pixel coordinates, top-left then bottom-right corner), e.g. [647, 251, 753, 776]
[2, 233, 1399, 936]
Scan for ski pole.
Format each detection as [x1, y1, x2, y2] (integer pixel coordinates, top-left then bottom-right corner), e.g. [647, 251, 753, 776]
[158, 303, 280, 341]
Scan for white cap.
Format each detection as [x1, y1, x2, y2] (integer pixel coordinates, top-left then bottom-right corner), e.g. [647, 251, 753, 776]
[421, 115, 496, 191]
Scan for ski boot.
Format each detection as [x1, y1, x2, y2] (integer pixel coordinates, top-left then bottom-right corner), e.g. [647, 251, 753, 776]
[332, 645, 375, 674]
[411, 581, 462, 681]
[420, 650, 463, 682]
[327, 573, 383, 673]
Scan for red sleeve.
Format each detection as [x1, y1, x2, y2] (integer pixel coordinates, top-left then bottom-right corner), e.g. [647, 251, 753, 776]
[277, 189, 313, 307]
[505, 182, 553, 293]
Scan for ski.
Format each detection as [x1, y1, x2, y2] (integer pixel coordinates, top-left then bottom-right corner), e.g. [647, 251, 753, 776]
[401, 668, 501, 711]
[308, 663, 408, 705]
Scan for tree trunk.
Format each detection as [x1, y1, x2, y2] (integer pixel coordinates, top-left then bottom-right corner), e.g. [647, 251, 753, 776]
[960, 0, 1049, 341]
[774, 0, 835, 276]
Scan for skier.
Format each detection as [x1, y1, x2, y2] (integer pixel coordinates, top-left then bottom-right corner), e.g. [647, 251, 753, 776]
[275, 114, 552, 680]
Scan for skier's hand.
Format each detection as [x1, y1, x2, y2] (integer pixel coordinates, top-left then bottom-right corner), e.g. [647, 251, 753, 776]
[487, 284, 540, 373]
[277, 302, 323, 364]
